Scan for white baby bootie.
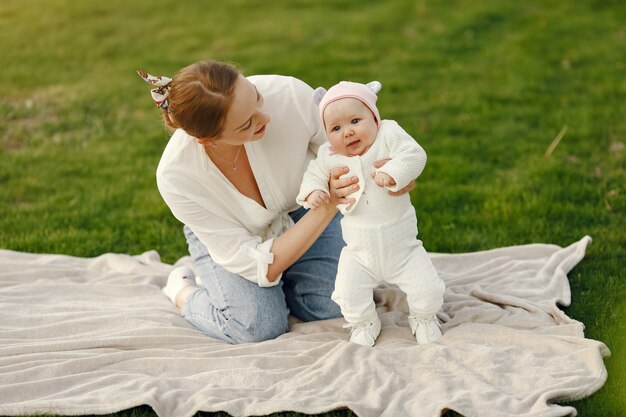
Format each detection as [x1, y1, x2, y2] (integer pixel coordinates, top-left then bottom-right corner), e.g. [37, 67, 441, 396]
[409, 314, 442, 345]
[162, 266, 197, 304]
[343, 317, 381, 347]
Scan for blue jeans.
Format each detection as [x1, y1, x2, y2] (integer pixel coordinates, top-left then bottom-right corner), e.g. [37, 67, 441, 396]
[181, 207, 344, 344]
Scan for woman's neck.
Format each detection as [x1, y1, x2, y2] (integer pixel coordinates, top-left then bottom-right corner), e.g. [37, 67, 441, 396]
[206, 141, 242, 158]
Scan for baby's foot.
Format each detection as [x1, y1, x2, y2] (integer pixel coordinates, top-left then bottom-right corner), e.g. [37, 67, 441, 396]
[343, 317, 381, 347]
[162, 266, 196, 304]
[409, 314, 442, 345]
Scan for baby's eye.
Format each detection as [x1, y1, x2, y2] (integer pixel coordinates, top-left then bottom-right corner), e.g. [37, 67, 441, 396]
[351, 118, 360, 124]
[331, 126, 341, 132]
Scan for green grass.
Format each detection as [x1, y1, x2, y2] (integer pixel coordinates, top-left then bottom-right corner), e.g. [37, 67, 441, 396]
[1, 0, 624, 416]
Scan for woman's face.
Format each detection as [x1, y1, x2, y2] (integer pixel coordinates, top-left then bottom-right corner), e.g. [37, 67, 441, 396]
[212, 74, 271, 146]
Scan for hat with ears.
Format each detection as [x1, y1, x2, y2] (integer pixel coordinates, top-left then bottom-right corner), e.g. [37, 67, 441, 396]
[313, 81, 382, 129]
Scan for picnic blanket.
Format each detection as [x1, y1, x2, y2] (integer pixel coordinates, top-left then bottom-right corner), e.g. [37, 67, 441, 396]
[0, 236, 609, 417]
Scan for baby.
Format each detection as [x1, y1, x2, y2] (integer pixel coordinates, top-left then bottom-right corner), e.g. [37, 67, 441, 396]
[297, 81, 445, 346]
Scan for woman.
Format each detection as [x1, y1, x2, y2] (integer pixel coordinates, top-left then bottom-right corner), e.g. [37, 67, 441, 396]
[138, 60, 414, 344]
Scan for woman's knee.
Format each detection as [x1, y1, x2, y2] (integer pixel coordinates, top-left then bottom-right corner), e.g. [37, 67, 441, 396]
[226, 304, 290, 344]
[306, 294, 342, 321]
[287, 291, 342, 322]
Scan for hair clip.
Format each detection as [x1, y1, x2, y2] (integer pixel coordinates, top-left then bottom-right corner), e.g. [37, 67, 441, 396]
[137, 70, 172, 110]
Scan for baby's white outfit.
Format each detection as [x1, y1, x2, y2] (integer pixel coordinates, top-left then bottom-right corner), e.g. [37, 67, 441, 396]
[297, 120, 445, 341]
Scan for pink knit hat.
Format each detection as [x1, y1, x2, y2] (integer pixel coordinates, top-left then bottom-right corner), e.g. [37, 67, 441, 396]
[314, 81, 382, 128]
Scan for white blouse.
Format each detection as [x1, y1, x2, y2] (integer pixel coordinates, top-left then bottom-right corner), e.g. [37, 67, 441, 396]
[156, 75, 327, 287]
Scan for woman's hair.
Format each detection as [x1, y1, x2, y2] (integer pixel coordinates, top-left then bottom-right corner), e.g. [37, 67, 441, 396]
[162, 60, 240, 139]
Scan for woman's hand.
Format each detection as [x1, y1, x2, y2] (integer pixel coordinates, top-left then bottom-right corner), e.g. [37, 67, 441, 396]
[373, 159, 416, 196]
[329, 166, 358, 206]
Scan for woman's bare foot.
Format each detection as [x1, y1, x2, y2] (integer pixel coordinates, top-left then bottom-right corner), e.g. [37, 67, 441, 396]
[175, 285, 198, 308]
[162, 266, 197, 306]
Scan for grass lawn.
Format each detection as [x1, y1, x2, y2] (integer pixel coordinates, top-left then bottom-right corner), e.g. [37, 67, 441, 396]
[1, 0, 624, 416]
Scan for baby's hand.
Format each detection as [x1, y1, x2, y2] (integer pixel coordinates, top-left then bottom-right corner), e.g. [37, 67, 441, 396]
[306, 190, 330, 210]
[373, 172, 396, 188]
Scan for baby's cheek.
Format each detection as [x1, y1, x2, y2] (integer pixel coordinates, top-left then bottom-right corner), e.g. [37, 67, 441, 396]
[328, 137, 341, 149]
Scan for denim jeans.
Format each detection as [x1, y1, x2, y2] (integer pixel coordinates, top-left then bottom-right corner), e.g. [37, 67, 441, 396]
[181, 207, 344, 344]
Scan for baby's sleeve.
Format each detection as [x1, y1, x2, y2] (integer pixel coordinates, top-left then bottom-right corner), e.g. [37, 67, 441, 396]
[376, 121, 427, 192]
[296, 146, 331, 208]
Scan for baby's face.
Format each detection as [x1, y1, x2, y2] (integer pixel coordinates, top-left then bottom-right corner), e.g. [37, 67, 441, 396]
[323, 98, 378, 157]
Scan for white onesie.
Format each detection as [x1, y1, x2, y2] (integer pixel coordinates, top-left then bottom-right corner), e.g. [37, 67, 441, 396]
[297, 120, 445, 325]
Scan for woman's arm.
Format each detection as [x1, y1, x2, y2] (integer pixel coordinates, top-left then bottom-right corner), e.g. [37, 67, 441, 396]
[267, 161, 360, 282]
[266, 202, 338, 282]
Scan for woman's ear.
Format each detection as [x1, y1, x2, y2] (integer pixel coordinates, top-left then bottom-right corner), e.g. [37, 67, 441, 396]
[196, 137, 218, 147]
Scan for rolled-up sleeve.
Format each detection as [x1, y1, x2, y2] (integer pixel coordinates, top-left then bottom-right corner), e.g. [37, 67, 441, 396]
[236, 239, 280, 287]
[157, 176, 282, 287]
[207, 229, 281, 287]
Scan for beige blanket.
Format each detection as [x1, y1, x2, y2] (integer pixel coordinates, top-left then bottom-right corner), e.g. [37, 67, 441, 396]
[0, 236, 609, 417]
